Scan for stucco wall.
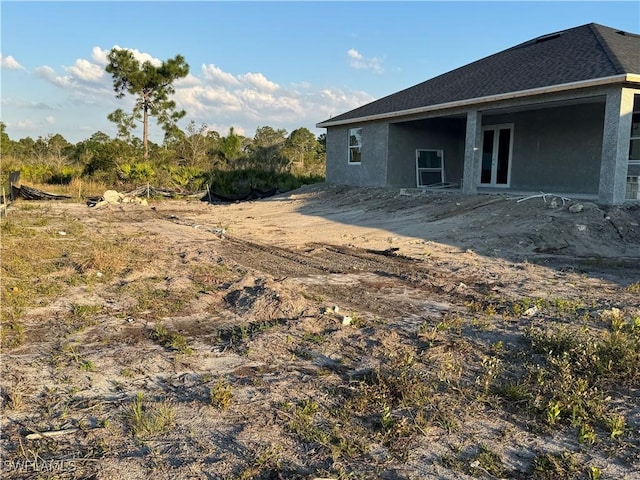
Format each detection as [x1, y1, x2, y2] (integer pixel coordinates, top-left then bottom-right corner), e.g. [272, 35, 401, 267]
[387, 118, 466, 188]
[483, 101, 605, 194]
[325, 122, 389, 187]
[325, 98, 609, 194]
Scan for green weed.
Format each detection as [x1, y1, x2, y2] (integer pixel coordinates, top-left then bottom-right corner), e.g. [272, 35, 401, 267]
[236, 445, 282, 480]
[151, 324, 192, 354]
[1, 320, 25, 349]
[303, 332, 326, 344]
[124, 392, 175, 439]
[209, 378, 233, 409]
[470, 445, 506, 478]
[67, 303, 102, 333]
[530, 451, 583, 479]
[80, 360, 96, 372]
[605, 413, 625, 439]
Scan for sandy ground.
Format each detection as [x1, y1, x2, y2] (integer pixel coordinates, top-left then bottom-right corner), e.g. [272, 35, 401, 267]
[1, 183, 639, 479]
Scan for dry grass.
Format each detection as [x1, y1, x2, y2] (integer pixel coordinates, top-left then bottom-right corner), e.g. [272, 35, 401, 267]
[1, 197, 638, 480]
[19, 178, 111, 200]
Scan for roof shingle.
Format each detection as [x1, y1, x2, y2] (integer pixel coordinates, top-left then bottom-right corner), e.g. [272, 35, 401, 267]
[319, 23, 640, 126]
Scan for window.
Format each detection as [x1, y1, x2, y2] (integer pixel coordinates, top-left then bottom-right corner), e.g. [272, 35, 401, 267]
[629, 110, 640, 162]
[416, 149, 444, 187]
[348, 128, 362, 164]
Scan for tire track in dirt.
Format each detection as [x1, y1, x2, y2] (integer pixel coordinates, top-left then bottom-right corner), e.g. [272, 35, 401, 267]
[217, 235, 431, 283]
[213, 235, 478, 324]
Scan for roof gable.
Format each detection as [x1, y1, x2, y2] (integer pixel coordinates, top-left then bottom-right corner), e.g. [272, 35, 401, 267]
[319, 23, 640, 126]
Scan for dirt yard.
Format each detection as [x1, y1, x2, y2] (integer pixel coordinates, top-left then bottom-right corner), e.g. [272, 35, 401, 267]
[1, 183, 639, 479]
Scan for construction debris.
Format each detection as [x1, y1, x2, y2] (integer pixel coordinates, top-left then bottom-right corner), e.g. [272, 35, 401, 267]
[515, 191, 571, 205]
[11, 184, 71, 201]
[88, 190, 149, 208]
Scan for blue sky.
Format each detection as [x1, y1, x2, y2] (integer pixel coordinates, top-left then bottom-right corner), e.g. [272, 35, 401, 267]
[1, 1, 638, 144]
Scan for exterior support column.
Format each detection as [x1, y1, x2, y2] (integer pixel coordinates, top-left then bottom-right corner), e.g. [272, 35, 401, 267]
[598, 88, 634, 205]
[462, 110, 482, 194]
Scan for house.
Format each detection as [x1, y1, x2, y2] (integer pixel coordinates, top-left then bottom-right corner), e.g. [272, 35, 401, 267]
[316, 23, 640, 204]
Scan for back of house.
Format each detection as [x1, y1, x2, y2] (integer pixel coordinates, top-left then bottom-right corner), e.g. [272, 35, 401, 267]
[317, 23, 640, 205]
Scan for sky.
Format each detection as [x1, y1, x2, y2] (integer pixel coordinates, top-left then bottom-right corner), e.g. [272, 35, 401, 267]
[1, 1, 639, 145]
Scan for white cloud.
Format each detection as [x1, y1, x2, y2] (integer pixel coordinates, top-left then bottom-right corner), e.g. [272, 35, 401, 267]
[237, 88, 275, 107]
[202, 64, 241, 86]
[347, 48, 384, 74]
[35, 66, 73, 87]
[91, 47, 110, 66]
[291, 81, 312, 90]
[316, 88, 374, 117]
[1, 98, 55, 110]
[67, 58, 104, 82]
[1, 54, 25, 70]
[174, 61, 375, 136]
[347, 49, 363, 61]
[15, 119, 38, 129]
[92, 45, 163, 68]
[201, 87, 243, 108]
[175, 73, 201, 88]
[239, 72, 279, 92]
[201, 65, 279, 92]
[14, 45, 377, 142]
[179, 64, 316, 131]
[111, 45, 162, 66]
[35, 49, 114, 106]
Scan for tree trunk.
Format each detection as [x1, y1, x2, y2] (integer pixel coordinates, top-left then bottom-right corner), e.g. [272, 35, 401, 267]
[143, 105, 149, 159]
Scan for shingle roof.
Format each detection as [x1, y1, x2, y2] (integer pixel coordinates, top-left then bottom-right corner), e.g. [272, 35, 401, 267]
[318, 23, 640, 126]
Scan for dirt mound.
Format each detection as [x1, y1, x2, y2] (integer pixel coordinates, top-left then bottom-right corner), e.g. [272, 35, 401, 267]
[287, 184, 640, 261]
[224, 275, 311, 321]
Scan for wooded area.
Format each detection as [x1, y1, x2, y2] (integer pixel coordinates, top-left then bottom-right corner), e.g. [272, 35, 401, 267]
[1, 48, 326, 198]
[1, 121, 326, 197]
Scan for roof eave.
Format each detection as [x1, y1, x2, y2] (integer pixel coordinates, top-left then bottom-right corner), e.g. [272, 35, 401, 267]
[316, 74, 639, 128]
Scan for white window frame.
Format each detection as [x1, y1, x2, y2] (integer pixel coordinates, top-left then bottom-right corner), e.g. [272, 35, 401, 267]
[348, 127, 362, 165]
[480, 123, 514, 187]
[416, 149, 445, 187]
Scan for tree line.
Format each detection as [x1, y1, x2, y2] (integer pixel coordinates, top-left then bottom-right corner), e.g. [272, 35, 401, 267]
[1, 48, 326, 196]
[1, 121, 326, 195]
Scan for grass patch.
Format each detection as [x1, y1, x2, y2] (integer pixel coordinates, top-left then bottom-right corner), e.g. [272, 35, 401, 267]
[530, 451, 587, 479]
[480, 308, 640, 444]
[209, 377, 233, 409]
[1, 205, 80, 345]
[285, 399, 366, 462]
[218, 318, 288, 347]
[236, 444, 283, 480]
[124, 392, 175, 439]
[0, 320, 25, 349]
[76, 238, 143, 277]
[65, 303, 102, 333]
[151, 324, 192, 354]
[119, 281, 194, 317]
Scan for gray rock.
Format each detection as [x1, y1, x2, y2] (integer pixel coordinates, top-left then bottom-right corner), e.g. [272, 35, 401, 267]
[103, 190, 121, 204]
[568, 203, 583, 213]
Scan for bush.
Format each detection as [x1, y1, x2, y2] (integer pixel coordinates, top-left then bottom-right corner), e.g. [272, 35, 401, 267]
[206, 168, 324, 197]
[119, 162, 155, 183]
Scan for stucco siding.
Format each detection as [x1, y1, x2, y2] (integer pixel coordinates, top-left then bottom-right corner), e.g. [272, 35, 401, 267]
[326, 97, 619, 197]
[387, 119, 466, 188]
[483, 102, 605, 194]
[325, 123, 389, 187]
